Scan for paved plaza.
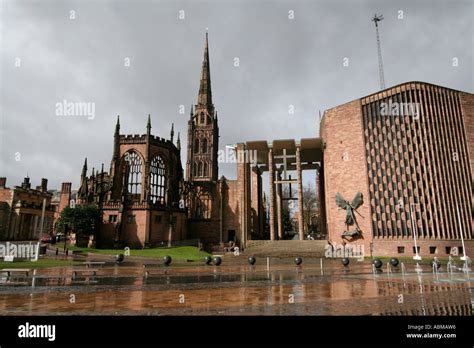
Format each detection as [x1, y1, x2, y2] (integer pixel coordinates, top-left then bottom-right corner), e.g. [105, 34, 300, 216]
[0, 256, 472, 316]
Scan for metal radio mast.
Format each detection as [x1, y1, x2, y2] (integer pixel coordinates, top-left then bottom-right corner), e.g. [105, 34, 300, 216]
[372, 14, 385, 90]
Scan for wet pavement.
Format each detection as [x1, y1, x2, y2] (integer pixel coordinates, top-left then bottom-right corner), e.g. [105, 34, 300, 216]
[0, 257, 472, 315]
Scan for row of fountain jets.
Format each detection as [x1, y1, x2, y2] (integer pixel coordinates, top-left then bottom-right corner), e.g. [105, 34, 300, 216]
[374, 256, 472, 279]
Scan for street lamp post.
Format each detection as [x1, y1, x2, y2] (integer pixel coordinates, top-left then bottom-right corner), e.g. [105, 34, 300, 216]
[456, 205, 467, 261]
[409, 203, 422, 261]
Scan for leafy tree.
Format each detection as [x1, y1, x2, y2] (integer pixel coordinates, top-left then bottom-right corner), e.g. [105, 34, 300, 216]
[56, 205, 102, 237]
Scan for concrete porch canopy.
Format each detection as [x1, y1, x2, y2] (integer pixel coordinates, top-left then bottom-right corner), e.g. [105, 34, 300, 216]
[236, 138, 324, 245]
[245, 138, 323, 171]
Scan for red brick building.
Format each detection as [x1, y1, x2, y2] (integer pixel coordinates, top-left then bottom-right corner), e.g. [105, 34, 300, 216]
[321, 82, 473, 257]
[0, 177, 54, 240]
[47, 37, 473, 257]
[68, 116, 187, 248]
[54, 33, 242, 249]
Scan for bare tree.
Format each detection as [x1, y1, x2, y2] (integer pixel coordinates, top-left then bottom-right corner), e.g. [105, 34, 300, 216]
[281, 186, 294, 235]
[302, 182, 317, 235]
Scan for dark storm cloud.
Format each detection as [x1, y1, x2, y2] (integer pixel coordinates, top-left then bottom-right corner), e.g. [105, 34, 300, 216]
[1, 0, 472, 189]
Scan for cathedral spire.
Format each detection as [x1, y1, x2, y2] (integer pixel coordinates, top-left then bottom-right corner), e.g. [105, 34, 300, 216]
[197, 32, 212, 106]
[177, 132, 181, 151]
[186, 31, 219, 182]
[170, 123, 174, 143]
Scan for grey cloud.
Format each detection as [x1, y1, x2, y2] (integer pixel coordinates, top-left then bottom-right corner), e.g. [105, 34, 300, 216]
[1, 0, 472, 189]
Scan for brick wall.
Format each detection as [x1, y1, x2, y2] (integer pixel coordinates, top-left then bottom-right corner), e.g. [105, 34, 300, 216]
[221, 179, 241, 242]
[186, 178, 241, 248]
[322, 84, 473, 257]
[373, 240, 474, 258]
[321, 99, 373, 252]
[460, 92, 474, 180]
[120, 210, 148, 248]
[100, 209, 186, 248]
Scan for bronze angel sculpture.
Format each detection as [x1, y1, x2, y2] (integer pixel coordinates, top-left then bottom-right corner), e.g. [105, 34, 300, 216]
[335, 192, 363, 239]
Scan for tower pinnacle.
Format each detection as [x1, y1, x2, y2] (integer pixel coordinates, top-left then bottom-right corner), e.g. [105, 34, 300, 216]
[147, 114, 151, 133]
[81, 158, 88, 178]
[115, 115, 120, 134]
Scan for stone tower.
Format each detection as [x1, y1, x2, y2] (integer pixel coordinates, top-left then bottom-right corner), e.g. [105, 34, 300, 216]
[186, 32, 219, 183]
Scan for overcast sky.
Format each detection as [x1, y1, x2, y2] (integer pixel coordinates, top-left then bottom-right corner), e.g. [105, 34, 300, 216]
[0, 0, 472, 190]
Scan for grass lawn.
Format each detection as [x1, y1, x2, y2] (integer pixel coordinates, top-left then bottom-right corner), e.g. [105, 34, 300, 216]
[68, 245, 210, 261]
[0, 258, 81, 269]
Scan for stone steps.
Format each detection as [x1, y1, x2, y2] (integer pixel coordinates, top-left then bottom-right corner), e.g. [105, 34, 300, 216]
[243, 240, 328, 257]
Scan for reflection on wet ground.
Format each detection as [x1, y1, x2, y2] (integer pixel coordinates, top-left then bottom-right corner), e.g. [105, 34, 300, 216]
[0, 258, 472, 315]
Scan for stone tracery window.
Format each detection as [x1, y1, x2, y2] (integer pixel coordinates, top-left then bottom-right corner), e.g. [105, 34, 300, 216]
[198, 162, 203, 177]
[194, 138, 200, 153]
[150, 155, 166, 204]
[202, 138, 208, 154]
[123, 151, 142, 197]
[203, 162, 209, 177]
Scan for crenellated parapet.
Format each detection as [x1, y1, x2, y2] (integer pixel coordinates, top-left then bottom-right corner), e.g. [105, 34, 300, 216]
[119, 134, 147, 144]
[117, 134, 179, 154]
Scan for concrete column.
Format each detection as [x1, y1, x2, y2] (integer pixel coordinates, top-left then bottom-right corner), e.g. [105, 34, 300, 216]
[268, 149, 276, 241]
[258, 173, 264, 237]
[8, 214, 15, 239]
[251, 167, 262, 238]
[276, 170, 283, 239]
[18, 213, 24, 240]
[237, 143, 251, 248]
[32, 215, 39, 239]
[296, 146, 304, 240]
[244, 159, 251, 246]
[27, 215, 34, 239]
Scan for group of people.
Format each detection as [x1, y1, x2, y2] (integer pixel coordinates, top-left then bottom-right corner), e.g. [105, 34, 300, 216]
[223, 241, 237, 253]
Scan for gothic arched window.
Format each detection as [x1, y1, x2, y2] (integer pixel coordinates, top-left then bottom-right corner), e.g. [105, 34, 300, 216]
[149, 155, 166, 204]
[203, 162, 209, 177]
[196, 194, 211, 219]
[123, 151, 142, 197]
[202, 138, 208, 154]
[200, 112, 205, 124]
[196, 202, 203, 218]
[198, 162, 203, 177]
[194, 162, 198, 177]
[194, 138, 200, 153]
